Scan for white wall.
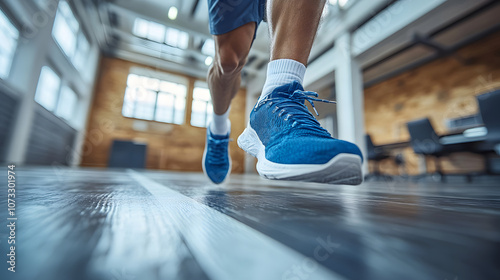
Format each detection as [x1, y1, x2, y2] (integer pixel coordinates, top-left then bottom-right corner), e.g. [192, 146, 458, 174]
[1, 0, 100, 166]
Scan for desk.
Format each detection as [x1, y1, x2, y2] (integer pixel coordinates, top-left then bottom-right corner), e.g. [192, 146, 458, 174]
[440, 126, 487, 145]
[378, 141, 411, 150]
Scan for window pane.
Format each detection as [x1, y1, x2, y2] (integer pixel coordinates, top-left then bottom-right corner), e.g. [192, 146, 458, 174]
[147, 21, 166, 43]
[0, 9, 19, 79]
[206, 104, 213, 127]
[143, 77, 160, 91]
[122, 73, 187, 124]
[122, 87, 136, 117]
[177, 31, 189, 49]
[56, 85, 77, 121]
[52, 0, 89, 75]
[174, 84, 187, 97]
[191, 100, 208, 127]
[52, 6, 77, 58]
[173, 96, 185, 125]
[127, 74, 140, 88]
[35, 67, 61, 111]
[133, 89, 156, 120]
[201, 39, 215, 56]
[159, 80, 175, 92]
[191, 84, 212, 128]
[58, 1, 78, 32]
[73, 32, 89, 72]
[155, 92, 174, 123]
[165, 28, 189, 49]
[193, 87, 211, 102]
[133, 18, 149, 38]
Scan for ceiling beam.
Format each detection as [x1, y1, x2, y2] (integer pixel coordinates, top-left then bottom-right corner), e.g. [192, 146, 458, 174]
[113, 49, 208, 79]
[308, 0, 391, 62]
[190, 0, 200, 18]
[105, 1, 211, 38]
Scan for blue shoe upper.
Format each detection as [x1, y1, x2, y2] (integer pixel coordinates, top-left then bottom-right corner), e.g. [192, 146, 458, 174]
[250, 81, 364, 164]
[204, 128, 230, 184]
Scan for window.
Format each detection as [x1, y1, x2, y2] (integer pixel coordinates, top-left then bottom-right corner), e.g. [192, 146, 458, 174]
[122, 73, 187, 125]
[35, 67, 61, 111]
[132, 18, 149, 38]
[73, 32, 90, 72]
[133, 18, 189, 49]
[190, 82, 213, 128]
[201, 39, 215, 65]
[0, 9, 19, 79]
[165, 27, 189, 49]
[55, 85, 78, 122]
[34, 66, 79, 125]
[201, 39, 215, 57]
[147, 21, 166, 43]
[52, 1, 90, 72]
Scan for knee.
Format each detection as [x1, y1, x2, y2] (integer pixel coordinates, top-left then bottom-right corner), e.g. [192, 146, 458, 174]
[216, 48, 248, 76]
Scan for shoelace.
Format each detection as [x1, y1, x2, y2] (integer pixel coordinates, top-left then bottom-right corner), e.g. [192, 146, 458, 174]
[257, 89, 336, 135]
[207, 137, 230, 165]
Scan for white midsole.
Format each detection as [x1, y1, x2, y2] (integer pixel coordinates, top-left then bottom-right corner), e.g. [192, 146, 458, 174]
[237, 123, 362, 179]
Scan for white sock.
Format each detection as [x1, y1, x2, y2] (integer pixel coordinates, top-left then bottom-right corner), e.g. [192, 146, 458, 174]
[210, 108, 230, 136]
[259, 59, 307, 102]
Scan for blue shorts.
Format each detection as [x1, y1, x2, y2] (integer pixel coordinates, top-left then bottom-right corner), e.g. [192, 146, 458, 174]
[208, 0, 267, 36]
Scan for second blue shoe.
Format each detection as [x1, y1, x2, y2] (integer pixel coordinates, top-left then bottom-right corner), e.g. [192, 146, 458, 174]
[203, 121, 231, 184]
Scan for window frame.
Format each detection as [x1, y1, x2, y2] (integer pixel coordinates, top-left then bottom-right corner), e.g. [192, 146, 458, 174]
[34, 65, 80, 126]
[190, 81, 213, 128]
[34, 66, 63, 112]
[52, 0, 91, 73]
[132, 18, 190, 50]
[55, 84, 79, 122]
[122, 70, 189, 125]
[0, 6, 19, 80]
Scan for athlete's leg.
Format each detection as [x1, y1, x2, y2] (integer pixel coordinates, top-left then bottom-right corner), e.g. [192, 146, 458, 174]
[208, 22, 254, 116]
[203, 22, 254, 184]
[268, 0, 325, 65]
[260, 0, 325, 101]
[203, 0, 264, 184]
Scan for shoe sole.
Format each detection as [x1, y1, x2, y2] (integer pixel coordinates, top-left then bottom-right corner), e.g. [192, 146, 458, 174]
[237, 124, 363, 185]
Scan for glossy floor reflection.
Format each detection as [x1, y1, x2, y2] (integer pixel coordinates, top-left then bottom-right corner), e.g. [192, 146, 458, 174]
[1, 167, 499, 280]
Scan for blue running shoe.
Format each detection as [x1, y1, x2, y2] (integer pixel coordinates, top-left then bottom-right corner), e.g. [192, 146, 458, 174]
[237, 82, 363, 185]
[203, 122, 231, 184]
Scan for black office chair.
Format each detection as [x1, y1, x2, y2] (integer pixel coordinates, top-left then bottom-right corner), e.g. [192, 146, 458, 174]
[406, 118, 465, 181]
[365, 134, 393, 181]
[473, 89, 500, 173]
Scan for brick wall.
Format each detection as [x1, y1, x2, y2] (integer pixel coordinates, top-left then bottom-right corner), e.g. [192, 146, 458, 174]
[364, 31, 500, 174]
[81, 57, 247, 173]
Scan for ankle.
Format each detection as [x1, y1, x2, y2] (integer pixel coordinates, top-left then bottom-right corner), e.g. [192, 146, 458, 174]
[260, 59, 306, 102]
[210, 108, 231, 135]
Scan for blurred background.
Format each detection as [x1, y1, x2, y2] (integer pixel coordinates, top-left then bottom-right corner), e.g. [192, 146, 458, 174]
[1, 1, 500, 280]
[0, 0, 500, 180]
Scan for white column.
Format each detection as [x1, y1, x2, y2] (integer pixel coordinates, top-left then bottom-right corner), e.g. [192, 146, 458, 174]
[5, 3, 58, 164]
[334, 33, 367, 172]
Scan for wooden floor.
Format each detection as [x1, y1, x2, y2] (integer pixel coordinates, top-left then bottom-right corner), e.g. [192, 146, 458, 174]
[1, 167, 499, 280]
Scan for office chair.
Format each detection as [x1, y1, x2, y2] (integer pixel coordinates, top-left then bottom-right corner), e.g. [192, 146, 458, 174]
[365, 134, 393, 181]
[474, 89, 500, 174]
[406, 118, 465, 181]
